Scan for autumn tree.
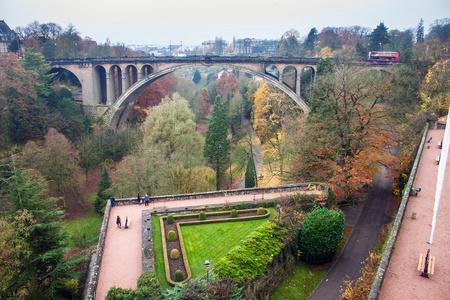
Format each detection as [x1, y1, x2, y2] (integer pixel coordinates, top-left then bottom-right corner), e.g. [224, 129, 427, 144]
[421, 59, 450, 116]
[216, 72, 239, 101]
[278, 29, 301, 56]
[134, 75, 177, 109]
[291, 65, 396, 199]
[253, 82, 282, 144]
[0, 53, 47, 146]
[204, 95, 231, 190]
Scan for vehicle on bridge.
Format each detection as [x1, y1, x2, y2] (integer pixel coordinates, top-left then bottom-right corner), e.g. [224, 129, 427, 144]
[368, 51, 399, 63]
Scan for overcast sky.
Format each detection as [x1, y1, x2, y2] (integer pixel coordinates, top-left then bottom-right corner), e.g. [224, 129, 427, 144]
[1, 0, 449, 47]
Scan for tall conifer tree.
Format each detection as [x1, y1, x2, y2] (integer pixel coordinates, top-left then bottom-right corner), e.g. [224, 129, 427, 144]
[203, 95, 230, 190]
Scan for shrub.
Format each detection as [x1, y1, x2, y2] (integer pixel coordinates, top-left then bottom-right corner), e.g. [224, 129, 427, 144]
[230, 209, 238, 218]
[168, 230, 177, 241]
[174, 270, 184, 282]
[257, 207, 265, 215]
[137, 272, 162, 299]
[170, 249, 180, 260]
[167, 215, 174, 224]
[199, 212, 206, 220]
[299, 207, 345, 264]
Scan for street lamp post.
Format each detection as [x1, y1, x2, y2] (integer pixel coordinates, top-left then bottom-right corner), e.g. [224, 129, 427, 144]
[204, 260, 210, 283]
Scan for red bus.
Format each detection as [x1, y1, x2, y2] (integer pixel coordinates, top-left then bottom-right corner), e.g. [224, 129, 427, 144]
[368, 51, 399, 63]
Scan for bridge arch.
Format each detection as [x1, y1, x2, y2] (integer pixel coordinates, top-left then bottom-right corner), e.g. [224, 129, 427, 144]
[107, 62, 311, 130]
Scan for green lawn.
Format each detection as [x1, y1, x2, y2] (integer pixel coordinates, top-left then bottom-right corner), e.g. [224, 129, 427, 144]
[152, 208, 275, 289]
[181, 209, 275, 278]
[269, 264, 330, 300]
[63, 210, 103, 248]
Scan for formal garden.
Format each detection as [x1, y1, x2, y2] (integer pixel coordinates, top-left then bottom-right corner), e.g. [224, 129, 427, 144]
[106, 192, 349, 299]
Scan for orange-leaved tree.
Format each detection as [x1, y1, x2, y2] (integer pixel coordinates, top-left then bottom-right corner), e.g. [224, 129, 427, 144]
[291, 65, 397, 199]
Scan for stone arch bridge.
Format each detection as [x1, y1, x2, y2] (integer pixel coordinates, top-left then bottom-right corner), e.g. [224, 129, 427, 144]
[48, 56, 321, 129]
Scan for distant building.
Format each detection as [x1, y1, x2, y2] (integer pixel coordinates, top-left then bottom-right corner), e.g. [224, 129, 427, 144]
[0, 20, 14, 54]
[234, 38, 279, 55]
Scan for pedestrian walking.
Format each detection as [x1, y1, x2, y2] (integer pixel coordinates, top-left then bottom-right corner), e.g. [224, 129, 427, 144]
[110, 196, 116, 207]
[138, 192, 142, 205]
[144, 193, 149, 206]
[125, 216, 129, 229]
[116, 215, 121, 228]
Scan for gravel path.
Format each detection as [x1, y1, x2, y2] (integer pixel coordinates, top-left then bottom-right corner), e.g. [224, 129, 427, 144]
[379, 129, 450, 300]
[95, 190, 321, 299]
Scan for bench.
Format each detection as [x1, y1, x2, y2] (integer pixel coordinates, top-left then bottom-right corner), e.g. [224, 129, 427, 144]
[438, 141, 442, 149]
[252, 192, 265, 201]
[418, 251, 435, 278]
[436, 156, 440, 164]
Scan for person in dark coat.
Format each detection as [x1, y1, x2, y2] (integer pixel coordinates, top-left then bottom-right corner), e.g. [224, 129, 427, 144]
[124, 216, 129, 229]
[110, 196, 116, 207]
[116, 215, 121, 228]
[144, 193, 149, 206]
[138, 192, 142, 205]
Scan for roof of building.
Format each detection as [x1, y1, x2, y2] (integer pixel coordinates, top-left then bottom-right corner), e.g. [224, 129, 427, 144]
[0, 20, 14, 42]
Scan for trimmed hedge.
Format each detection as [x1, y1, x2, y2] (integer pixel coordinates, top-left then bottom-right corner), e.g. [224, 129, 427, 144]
[174, 270, 184, 282]
[298, 207, 345, 264]
[215, 223, 284, 285]
[199, 212, 206, 220]
[106, 271, 162, 299]
[257, 207, 265, 215]
[230, 209, 238, 218]
[168, 230, 177, 241]
[167, 215, 174, 224]
[170, 249, 180, 260]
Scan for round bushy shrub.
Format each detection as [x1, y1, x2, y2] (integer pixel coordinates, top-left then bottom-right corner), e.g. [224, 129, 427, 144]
[230, 209, 238, 218]
[167, 215, 174, 224]
[170, 249, 180, 260]
[168, 230, 177, 241]
[257, 207, 266, 215]
[174, 270, 184, 282]
[299, 207, 345, 264]
[199, 211, 206, 220]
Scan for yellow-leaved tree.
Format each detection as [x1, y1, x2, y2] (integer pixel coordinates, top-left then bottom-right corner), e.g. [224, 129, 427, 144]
[421, 59, 450, 116]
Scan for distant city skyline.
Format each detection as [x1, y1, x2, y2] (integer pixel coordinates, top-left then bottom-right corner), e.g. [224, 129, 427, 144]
[1, 0, 449, 46]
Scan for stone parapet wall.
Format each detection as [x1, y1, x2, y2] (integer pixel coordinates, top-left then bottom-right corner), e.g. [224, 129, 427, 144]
[115, 183, 324, 206]
[83, 201, 112, 300]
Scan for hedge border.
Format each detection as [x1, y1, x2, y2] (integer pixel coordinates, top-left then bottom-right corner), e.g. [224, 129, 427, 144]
[160, 208, 270, 286]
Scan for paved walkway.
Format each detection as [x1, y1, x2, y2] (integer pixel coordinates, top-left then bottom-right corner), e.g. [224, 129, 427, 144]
[379, 129, 450, 299]
[308, 167, 393, 300]
[95, 190, 320, 299]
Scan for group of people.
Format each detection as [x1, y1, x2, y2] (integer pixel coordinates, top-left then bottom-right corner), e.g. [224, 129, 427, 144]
[137, 192, 151, 206]
[116, 215, 129, 229]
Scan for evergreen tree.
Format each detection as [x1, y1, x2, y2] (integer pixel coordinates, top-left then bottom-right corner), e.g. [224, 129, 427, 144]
[93, 166, 112, 213]
[304, 27, 318, 53]
[192, 69, 201, 84]
[416, 19, 425, 44]
[369, 22, 390, 51]
[244, 152, 256, 188]
[0, 165, 83, 299]
[203, 95, 231, 190]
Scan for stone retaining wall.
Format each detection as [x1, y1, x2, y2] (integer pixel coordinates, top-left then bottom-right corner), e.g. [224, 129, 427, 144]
[83, 201, 112, 300]
[368, 123, 429, 299]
